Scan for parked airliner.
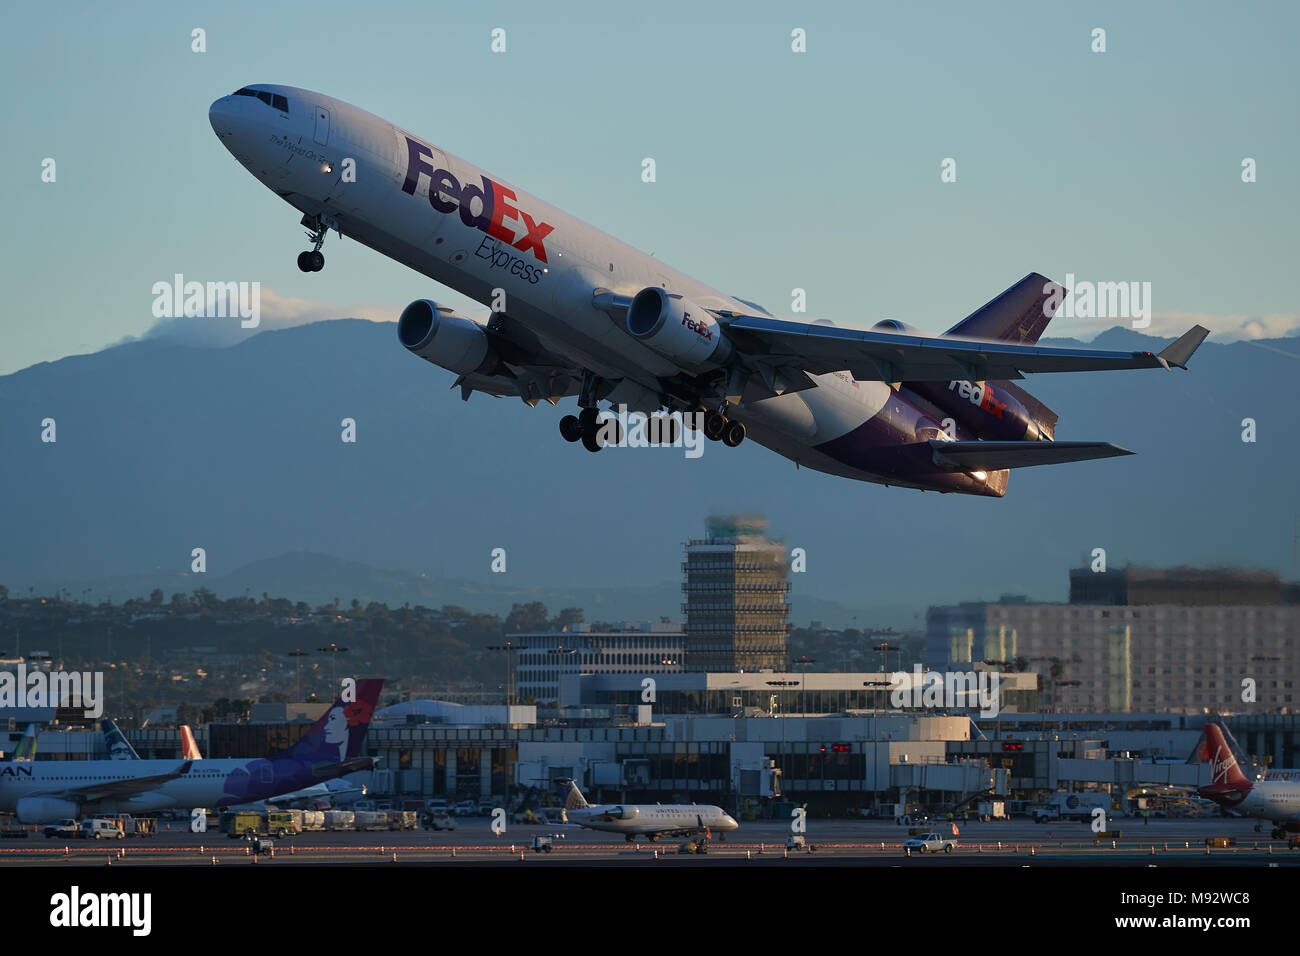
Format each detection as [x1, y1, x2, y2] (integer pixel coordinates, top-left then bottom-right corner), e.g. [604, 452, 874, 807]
[210, 85, 1208, 497]
[0, 680, 382, 824]
[558, 779, 737, 843]
[1197, 723, 1300, 838]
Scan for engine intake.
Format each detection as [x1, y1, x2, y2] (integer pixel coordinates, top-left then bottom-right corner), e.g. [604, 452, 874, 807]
[626, 287, 732, 370]
[398, 299, 494, 375]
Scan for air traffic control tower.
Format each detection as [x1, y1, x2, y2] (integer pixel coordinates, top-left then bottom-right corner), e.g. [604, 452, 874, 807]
[683, 515, 791, 672]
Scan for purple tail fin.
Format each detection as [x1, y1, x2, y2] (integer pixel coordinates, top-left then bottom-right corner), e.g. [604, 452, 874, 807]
[944, 272, 1062, 345]
[280, 679, 384, 763]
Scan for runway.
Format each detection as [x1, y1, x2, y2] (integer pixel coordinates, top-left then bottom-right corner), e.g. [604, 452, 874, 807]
[2, 817, 1294, 866]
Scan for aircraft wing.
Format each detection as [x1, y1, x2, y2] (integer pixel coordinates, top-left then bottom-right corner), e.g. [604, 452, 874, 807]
[929, 440, 1134, 471]
[49, 761, 193, 803]
[721, 316, 1210, 383]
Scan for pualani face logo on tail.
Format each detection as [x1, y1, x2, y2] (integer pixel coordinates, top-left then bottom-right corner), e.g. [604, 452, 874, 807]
[401, 136, 554, 268]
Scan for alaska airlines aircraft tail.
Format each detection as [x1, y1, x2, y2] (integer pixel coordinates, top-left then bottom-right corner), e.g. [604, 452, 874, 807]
[282, 679, 384, 763]
[102, 720, 141, 760]
[559, 778, 590, 811]
[180, 725, 203, 760]
[12, 724, 37, 762]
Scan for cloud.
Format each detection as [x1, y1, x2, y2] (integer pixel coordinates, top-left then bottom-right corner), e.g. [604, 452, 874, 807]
[129, 287, 401, 348]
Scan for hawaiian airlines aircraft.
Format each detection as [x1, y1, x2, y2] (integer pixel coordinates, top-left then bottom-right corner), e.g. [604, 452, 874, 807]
[0, 680, 382, 824]
[558, 779, 737, 843]
[210, 85, 1208, 497]
[1197, 723, 1300, 839]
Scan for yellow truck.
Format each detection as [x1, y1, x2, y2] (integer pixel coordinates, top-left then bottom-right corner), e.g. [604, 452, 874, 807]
[221, 810, 300, 839]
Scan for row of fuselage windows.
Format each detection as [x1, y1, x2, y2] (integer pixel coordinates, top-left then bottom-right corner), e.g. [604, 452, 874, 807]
[234, 88, 289, 113]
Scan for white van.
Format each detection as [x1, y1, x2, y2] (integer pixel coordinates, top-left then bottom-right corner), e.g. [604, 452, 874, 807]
[79, 819, 124, 840]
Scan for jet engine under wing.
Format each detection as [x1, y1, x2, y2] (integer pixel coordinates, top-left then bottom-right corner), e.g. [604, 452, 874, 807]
[929, 440, 1133, 471]
[723, 316, 1210, 383]
[49, 761, 194, 803]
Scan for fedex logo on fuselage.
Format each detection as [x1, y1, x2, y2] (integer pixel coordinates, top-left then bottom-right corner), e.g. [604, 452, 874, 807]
[681, 311, 712, 341]
[401, 136, 554, 265]
[948, 380, 1007, 419]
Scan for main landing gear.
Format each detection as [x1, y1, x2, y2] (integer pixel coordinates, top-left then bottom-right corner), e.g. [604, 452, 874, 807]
[559, 406, 620, 453]
[296, 214, 329, 272]
[701, 405, 746, 447]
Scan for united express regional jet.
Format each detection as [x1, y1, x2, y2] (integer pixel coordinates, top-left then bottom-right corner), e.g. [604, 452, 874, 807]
[210, 85, 1208, 497]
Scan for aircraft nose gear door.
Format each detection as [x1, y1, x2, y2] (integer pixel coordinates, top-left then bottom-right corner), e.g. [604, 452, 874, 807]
[313, 105, 330, 145]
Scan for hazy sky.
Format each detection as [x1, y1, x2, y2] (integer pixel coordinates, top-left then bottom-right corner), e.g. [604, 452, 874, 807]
[2, 0, 1297, 376]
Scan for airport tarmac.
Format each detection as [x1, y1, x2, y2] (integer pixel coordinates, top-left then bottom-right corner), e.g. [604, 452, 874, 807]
[0, 817, 1294, 866]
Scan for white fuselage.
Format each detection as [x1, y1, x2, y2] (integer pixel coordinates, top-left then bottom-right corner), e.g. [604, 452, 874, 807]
[0, 758, 315, 822]
[209, 85, 990, 493]
[567, 802, 738, 837]
[1233, 781, 1300, 822]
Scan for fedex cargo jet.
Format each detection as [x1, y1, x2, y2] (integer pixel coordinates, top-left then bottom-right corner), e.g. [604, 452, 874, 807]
[1196, 723, 1300, 839]
[0, 680, 382, 824]
[210, 85, 1208, 497]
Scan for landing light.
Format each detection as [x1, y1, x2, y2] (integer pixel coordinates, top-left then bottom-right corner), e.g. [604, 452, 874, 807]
[321, 162, 332, 173]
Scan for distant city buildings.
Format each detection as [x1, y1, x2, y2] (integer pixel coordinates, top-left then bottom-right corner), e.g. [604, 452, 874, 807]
[927, 566, 1300, 714]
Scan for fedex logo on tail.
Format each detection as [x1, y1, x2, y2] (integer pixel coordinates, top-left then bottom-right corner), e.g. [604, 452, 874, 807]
[402, 137, 554, 264]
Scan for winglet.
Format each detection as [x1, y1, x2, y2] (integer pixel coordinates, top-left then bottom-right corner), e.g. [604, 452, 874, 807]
[1158, 325, 1210, 370]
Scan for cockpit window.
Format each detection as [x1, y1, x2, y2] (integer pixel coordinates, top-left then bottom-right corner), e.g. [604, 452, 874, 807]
[231, 88, 289, 113]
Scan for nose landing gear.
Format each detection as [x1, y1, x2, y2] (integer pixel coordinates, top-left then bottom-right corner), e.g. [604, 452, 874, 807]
[296, 214, 334, 272]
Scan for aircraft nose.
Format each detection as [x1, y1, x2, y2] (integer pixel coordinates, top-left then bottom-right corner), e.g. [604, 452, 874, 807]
[209, 95, 237, 138]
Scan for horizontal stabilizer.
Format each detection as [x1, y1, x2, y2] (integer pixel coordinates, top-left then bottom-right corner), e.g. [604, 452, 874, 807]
[929, 440, 1133, 471]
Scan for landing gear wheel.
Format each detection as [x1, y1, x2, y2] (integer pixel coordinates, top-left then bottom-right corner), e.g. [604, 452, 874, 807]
[297, 251, 314, 272]
[704, 411, 728, 441]
[307, 250, 324, 272]
[559, 415, 583, 443]
[721, 420, 746, 447]
[579, 407, 603, 452]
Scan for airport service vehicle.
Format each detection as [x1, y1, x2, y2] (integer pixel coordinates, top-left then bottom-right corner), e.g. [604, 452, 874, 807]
[209, 85, 1209, 497]
[79, 819, 124, 840]
[1032, 793, 1115, 822]
[786, 834, 815, 852]
[1197, 723, 1300, 839]
[43, 819, 79, 839]
[450, 800, 478, 817]
[0, 681, 383, 825]
[222, 809, 300, 839]
[903, 832, 957, 853]
[422, 810, 455, 831]
[0, 819, 28, 839]
[558, 779, 738, 844]
[531, 835, 553, 853]
[977, 800, 1007, 821]
[92, 814, 156, 838]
